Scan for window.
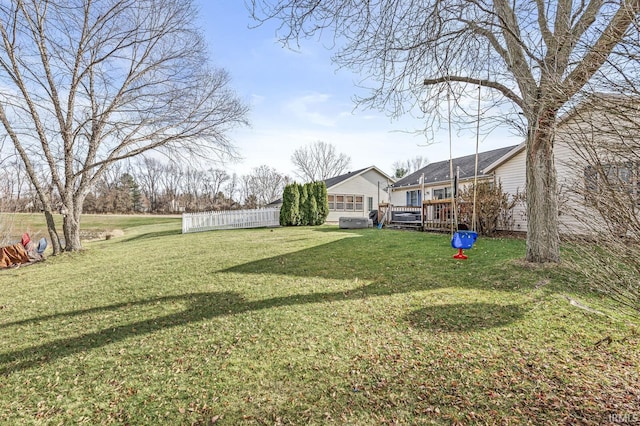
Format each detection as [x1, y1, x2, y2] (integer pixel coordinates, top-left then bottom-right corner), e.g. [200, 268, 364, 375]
[406, 190, 421, 206]
[328, 194, 365, 211]
[584, 163, 639, 200]
[345, 195, 354, 210]
[432, 187, 452, 200]
[328, 194, 335, 210]
[367, 197, 373, 212]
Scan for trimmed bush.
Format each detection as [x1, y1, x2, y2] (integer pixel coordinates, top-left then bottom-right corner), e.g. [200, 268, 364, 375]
[314, 181, 329, 225]
[305, 183, 319, 225]
[279, 183, 300, 226]
[299, 183, 309, 225]
[280, 181, 328, 226]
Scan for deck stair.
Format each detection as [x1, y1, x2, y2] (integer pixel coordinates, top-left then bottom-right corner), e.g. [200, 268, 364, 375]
[388, 211, 423, 231]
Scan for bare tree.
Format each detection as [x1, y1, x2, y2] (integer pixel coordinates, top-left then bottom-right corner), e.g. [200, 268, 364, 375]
[203, 168, 231, 208]
[91, 163, 125, 213]
[0, 156, 30, 212]
[135, 156, 165, 213]
[251, 0, 640, 263]
[242, 165, 290, 207]
[559, 94, 640, 318]
[221, 173, 242, 209]
[291, 141, 351, 182]
[238, 174, 253, 208]
[183, 168, 206, 212]
[392, 156, 429, 178]
[0, 0, 248, 253]
[160, 164, 185, 213]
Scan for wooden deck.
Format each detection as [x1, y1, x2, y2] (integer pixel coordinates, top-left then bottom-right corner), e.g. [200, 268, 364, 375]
[378, 200, 467, 232]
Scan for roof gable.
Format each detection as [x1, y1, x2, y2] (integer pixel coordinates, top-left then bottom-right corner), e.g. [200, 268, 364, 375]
[324, 166, 394, 190]
[482, 143, 526, 173]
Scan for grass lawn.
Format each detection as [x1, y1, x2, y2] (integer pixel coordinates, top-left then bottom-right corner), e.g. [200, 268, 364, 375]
[0, 217, 638, 424]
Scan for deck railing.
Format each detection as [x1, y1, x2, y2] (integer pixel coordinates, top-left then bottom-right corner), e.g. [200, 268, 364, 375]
[378, 199, 470, 231]
[182, 207, 281, 234]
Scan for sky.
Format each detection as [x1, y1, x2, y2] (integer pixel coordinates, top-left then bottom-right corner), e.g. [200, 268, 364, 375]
[195, 2, 522, 180]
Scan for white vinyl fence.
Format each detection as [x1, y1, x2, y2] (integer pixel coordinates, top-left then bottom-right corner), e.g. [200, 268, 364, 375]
[182, 207, 281, 234]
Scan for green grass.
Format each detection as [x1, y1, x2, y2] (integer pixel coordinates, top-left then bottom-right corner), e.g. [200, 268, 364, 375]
[0, 219, 638, 424]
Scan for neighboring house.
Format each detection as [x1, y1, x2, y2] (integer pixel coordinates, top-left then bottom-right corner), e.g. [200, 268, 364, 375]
[267, 166, 395, 223]
[390, 145, 519, 205]
[324, 166, 394, 223]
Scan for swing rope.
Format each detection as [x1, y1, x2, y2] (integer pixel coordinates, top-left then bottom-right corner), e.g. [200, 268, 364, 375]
[472, 83, 481, 232]
[447, 87, 456, 237]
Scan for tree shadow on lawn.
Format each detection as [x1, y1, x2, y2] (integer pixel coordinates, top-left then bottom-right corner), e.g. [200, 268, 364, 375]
[405, 302, 527, 332]
[222, 231, 522, 294]
[0, 232, 531, 374]
[0, 287, 527, 375]
[118, 228, 182, 243]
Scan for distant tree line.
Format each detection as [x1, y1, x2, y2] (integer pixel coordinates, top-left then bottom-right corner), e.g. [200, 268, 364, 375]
[0, 155, 290, 215]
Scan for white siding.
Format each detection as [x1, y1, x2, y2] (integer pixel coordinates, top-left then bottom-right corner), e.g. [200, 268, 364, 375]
[493, 149, 528, 232]
[390, 187, 410, 205]
[391, 183, 448, 206]
[493, 140, 609, 235]
[327, 168, 391, 223]
[555, 140, 591, 234]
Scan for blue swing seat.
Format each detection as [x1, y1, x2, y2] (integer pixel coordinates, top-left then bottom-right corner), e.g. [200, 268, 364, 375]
[451, 231, 478, 250]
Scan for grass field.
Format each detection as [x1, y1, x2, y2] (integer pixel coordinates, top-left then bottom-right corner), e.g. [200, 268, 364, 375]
[0, 213, 181, 244]
[0, 216, 638, 424]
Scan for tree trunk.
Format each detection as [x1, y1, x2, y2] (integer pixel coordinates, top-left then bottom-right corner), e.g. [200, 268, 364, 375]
[525, 110, 560, 263]
[43, 208, 62, 255]
[62, 195, 84, 252]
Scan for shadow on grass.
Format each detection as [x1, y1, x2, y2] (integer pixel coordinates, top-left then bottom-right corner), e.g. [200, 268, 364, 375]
[0, 231, 537, 375]
[119, 228, 182, 243]
[0, 283, 526, 375]
[221, 231, 512, 294]
[405, 303, 527, 332]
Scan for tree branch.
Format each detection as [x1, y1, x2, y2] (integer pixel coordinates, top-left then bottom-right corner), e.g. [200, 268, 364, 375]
[423, 75, 525, 110]
[562, 0, 640, 101]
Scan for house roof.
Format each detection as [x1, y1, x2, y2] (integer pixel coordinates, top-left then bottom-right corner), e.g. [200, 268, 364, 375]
[324, 165, 394, 190]
[324, 167, 368, 189]
[393, 145, 520, 188]
[266, 165, 394, 205]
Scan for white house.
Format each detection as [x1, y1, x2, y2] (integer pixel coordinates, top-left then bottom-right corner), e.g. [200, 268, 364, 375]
[386, 95, 640, 235]
[268, 166, 395, 223]
[390, 146, 519, 207]
[485, 95, 640, 236]
[325, 166, 394, 223]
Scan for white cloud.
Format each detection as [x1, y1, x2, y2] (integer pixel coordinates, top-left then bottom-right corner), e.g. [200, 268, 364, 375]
[284, 92, 338, 127]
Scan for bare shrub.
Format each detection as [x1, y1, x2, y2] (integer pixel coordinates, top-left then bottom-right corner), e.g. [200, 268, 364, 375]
[561, 95, 640, 319]
[457, 182, 524, 236]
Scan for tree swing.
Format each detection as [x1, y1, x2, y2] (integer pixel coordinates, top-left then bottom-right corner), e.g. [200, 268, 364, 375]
[447, 85, 480, 260]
